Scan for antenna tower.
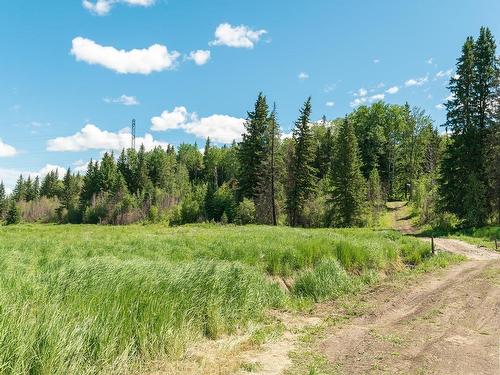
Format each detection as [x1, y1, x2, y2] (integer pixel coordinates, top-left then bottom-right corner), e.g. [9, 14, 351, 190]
[131, 119, 136, 149]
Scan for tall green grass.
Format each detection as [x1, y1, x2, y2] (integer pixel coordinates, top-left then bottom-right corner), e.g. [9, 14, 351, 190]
[0, 224, 434, 374]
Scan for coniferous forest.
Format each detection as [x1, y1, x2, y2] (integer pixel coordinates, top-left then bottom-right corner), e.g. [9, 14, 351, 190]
[1, 27, 498, 230]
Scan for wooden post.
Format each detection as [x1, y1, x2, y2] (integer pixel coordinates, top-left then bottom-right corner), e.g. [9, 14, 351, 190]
[431, 235, 435, 255]
[495, 236, 498, 250]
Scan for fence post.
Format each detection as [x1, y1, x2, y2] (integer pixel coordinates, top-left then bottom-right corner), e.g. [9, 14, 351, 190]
[495, 236, 498, 250]
[431, 235, 435, 255]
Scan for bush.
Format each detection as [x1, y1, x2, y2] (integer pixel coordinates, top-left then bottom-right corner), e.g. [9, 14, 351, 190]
[5, 201, 20, 225]
[235, 199, 256, 225]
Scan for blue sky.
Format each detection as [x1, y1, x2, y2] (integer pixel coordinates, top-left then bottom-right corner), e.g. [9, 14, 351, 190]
[1, 0, 499, 191]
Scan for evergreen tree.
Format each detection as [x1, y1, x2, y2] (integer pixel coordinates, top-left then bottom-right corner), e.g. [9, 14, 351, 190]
[440, 28, 497, 226]
[12, 175, 26, 202]
[286, 97, 317, 226]
[238, 93, 269, 200]
[5, 201, 20, 225]
[99, 152, 117, 192]
[136, 145, 151, 193]
[439, 36, 476, 220]
[328, 118, 366, 227]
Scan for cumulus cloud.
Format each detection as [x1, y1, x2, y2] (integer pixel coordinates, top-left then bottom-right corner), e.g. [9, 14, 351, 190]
[404, 75, 429, 87]
[82, 0, 155, 16]
[151, 107, 245, 143]
[356, 88, 368, 97]
[325, 101, 335, 107]
[103, 94, 139, 106]
[298, 72, 309, 80]
[151, 106, 191, 131]
[47, 124, 168, 152]
[210, 23, 267, 48]
[350, 92, 385, 107]
[0, 138, 17, 157]
[187, 50, 211, 65]
[386, 86, 399, 94]
[71, 37, 180, 74]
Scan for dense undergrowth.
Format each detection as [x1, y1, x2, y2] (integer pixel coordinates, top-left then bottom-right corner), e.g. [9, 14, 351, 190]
[0, 224, 445, 374]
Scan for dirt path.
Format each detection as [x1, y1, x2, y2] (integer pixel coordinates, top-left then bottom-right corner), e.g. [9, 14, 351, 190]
[242, 203, 500, 375]
[320, 203, 500, 374]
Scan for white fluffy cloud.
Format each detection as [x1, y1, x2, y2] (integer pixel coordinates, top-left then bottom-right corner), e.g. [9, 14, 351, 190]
[151, 107, 245, 143]
[71, 37, 180, 74]
[0, 139, 17, 157]
[151, 106, 192, 131]
[356, 88, 368, 97]
[210, 23, 267, 48]
[187, 50, 211, 65]
[298, 72, 309, 80]
[104, 94, 139, 106]
[325, 101, 335, 107]
[82, 0, 155, 16]
[386, 86, 399, 94]
[47, 124, 168, 152]
[405, 75, 429, 87]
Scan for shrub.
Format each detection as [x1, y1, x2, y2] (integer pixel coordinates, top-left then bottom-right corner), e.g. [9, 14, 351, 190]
[5, 201, 20, 225]
[235, 199, 256, 225]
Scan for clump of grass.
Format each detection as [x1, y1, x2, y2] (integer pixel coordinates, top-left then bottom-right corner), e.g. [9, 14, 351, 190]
[292, 259, 360, 302]
[0, 258, 284, 374]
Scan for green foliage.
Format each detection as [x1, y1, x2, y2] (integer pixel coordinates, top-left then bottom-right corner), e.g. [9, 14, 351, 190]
[235, 198, 256, 225]
[286, 97, 317, 226]
[5, 201, 20, 225]
[439, 27, 499, 226]
[328, 118, 366, 227]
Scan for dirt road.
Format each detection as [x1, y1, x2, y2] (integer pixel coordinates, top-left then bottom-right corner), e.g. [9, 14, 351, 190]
[320, 204, 500, 374]
[321, 246, 500, 374]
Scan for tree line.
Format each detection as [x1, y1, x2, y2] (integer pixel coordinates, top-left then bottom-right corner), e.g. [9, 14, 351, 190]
[1, 27, 498, 229]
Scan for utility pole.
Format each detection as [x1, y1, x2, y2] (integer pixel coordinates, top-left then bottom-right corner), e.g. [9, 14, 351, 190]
[131, 119, 136, 150]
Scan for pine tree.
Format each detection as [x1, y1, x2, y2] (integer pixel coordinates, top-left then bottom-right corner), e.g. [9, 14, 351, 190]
[5, 201, 20, 225]
[238, 93, 269, 200]
[329, 118, 366, 227]
[439, 36, 476, 220]
[12, 175, 26, 202]
[286, 97, 317, 226]
[440, 28, 497, 226]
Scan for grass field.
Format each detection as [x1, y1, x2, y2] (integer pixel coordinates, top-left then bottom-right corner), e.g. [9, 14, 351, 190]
[0, 224, 446, 374]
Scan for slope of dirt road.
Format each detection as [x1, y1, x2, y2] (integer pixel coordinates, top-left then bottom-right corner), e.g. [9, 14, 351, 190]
[241, 203, 500, 375]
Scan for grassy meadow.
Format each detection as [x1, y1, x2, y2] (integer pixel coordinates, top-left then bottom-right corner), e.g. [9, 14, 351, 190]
[0, 224, 447, 374]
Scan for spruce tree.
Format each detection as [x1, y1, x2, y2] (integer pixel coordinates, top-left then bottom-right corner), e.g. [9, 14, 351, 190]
[5, 201, 20, 225]
[439, 36, 476, 220]
[329, 118, 366, 227]
[12, 175, 26, 202]
[238, 93, 269, 201]
[286, 97, 317, 226]
[440, 28, 497, 226]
